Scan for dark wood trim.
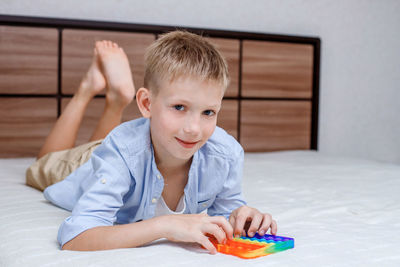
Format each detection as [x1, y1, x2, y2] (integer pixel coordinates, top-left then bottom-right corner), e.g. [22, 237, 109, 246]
[0, 14, 320, 44]
[311, 38, 321, 150]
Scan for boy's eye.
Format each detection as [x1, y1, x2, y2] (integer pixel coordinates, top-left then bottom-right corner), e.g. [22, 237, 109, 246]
[203, 110, 216, 116]
[174, 105, 185, 111]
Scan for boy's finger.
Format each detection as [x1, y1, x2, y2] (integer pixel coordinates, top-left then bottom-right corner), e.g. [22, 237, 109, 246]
[258, 214, 274, 236]
[228, 216, 236, 239]
[203, 224, 226, 244]
[246, 213, 263, 237]
[233, 211, 250, 237]
[271, 219, 278, 235]
[198, 236, 217, 254]
[229, 214, 236, 228]
[210, 216, 233, 239]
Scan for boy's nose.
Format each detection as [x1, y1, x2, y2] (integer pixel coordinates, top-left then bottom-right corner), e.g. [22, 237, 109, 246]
[183, 114, 201, 136]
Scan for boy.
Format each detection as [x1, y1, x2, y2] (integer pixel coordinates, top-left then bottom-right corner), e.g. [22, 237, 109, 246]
[26, 31, 277, 254]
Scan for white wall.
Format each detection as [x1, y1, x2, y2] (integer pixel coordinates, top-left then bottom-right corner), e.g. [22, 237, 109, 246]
[1, 0, 399, 164]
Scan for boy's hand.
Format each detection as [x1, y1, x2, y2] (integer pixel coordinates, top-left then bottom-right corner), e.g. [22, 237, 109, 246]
[229, 205, 277, 238]
[161, 213, 233, 254]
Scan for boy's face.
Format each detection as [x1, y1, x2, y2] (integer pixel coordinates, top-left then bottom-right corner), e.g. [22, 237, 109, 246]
[149, 76, 224, 163]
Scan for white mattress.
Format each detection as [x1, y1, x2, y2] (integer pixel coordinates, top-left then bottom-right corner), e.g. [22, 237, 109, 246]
[1, 151, 399, 266]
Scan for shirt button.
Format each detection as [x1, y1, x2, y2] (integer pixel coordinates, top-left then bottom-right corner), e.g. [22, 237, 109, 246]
[101, 178, 107, 184]
[152, 198, 157, 204]
[157, 174, 161, 179]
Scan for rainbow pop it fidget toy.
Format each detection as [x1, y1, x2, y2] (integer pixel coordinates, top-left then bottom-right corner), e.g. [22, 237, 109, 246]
[208, 233, 294, 259]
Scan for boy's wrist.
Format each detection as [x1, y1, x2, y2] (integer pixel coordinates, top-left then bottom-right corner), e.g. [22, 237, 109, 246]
[150, 215, 171, 240]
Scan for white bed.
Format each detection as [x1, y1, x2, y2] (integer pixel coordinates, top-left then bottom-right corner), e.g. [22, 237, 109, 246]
[1, 151, 399, 266]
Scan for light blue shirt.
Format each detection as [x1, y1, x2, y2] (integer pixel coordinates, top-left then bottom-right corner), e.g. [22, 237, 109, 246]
[44, 118, 246, 247]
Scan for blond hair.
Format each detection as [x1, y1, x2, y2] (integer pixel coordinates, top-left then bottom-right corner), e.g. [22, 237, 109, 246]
[144, 31, 229, 93]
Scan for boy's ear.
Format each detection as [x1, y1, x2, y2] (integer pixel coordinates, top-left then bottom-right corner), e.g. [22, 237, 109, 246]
[136, 87, 152, 118]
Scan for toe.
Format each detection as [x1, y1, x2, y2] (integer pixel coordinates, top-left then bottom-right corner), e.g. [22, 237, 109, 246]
[95, 41, 102, 50]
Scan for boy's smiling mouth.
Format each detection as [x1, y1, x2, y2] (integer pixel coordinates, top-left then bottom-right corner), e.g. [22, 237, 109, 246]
[175, 137, 199, 148]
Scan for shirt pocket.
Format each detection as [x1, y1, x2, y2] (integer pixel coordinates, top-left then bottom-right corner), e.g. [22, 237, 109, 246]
[197, 198, 214, 213]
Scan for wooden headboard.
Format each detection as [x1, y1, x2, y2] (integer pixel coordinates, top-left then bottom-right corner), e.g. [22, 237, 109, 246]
[0, 15, 320, 158]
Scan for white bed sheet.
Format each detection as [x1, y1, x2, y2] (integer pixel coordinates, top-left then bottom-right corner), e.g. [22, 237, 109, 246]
[1, 151, 399, 266]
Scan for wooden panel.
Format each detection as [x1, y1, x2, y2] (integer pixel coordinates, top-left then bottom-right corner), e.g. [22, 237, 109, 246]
[0, 98, 57, 157]
[217, 100, 238, 139]
[61, 98, 142, 146]
[0, 26, 58, 94]
[242, 41, 313, 98]
[240, 100, 311, 151]
[62, 30, 155, 94]
[208, 38, 239, 97]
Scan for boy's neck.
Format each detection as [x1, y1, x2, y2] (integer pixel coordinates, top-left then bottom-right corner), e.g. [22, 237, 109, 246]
[150, 133, 193, 177]
[155, 153, 192, 175]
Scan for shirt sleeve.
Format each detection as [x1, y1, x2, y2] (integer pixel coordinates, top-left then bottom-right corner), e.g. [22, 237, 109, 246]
[207, 146, 247, 219]
[57, 135, 134, 247]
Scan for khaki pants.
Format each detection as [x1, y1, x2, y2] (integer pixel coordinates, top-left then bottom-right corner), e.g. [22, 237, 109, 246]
[26, 139, 103, 191]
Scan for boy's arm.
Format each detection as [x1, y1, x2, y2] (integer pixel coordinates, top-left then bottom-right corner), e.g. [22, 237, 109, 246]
[52, 134, 137, 248]
[62, 216, 164, 250]
[63, 213, 233, 253]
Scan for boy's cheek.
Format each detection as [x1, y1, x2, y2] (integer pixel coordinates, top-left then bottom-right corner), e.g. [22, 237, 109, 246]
[205, 123, 217, 139]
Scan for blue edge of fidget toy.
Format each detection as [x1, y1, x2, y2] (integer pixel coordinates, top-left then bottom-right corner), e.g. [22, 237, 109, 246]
[240, 233, 295, 253]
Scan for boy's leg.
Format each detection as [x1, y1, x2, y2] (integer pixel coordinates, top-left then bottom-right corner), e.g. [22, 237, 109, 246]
[37, 48, 106, 159]
[26, 139, 102, 191]
[28, 41, 136, 191]
[89, 41, 136, 141]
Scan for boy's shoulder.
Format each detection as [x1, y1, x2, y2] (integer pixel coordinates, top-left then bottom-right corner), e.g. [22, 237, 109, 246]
[202, 126, 243, 160]
[105, 117, 151, 155]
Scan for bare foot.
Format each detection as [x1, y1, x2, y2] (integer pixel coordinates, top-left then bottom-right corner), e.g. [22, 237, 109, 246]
[96, 40, 136, 109]
[76, 48, 106, 100]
